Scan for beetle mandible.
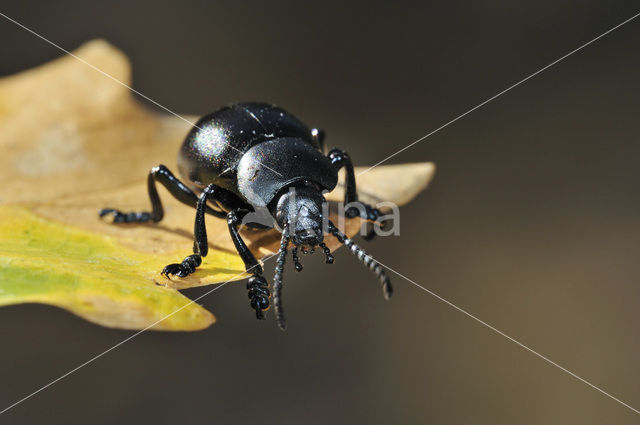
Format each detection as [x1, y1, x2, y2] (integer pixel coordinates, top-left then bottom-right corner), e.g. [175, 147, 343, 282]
[100, 102, 392, 330]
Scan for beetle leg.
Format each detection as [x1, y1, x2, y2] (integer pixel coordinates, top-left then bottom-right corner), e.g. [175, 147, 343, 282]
[328, 148, 358, 206]
[161, 184, 218, 278]
[359, 205, 388, 241]
[291, 247, 303, 272]
[227, 209, 270, 320]
[99, 164, 225, 223]
[327, 148, 387, 240]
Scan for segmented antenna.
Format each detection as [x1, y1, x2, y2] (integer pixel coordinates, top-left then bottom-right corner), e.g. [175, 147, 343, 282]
[327, 221, 393, 299]
[273, 226, 290, 330]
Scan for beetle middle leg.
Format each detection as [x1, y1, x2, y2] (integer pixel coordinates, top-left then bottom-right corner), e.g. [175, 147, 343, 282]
[100, 164, 225, 223]
[328, 148, 387, 240]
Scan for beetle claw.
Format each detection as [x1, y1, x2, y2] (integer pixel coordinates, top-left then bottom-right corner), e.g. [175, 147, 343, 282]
[161, 254, 201, 278]
[291, 247, 303, 272]
[100, 208, 153, 224]
[320, 242, 334, 264]
[161, 263, 182, 278]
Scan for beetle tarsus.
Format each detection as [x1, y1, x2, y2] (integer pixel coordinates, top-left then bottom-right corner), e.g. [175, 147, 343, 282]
[361, 204, 389, 241]
[319, 242, 334, 264]
[99, 208, 154, 223]
[162, 254, 202, 278]
[247, 275, 270, 319]
[291, 247, 303, 272]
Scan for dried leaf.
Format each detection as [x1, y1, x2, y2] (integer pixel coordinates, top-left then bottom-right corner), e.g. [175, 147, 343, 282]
[0, 39, 435, 329]
[326, 163, 436, 207]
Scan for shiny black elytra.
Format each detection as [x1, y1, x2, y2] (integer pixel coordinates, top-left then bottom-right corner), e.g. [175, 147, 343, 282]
[100, 103, 392, 330]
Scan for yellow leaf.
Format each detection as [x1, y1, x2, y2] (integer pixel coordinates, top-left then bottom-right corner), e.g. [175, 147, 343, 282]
[0, 205, 216, 330]
[0, 39, 435, 329]
[0, 40, 246, 329]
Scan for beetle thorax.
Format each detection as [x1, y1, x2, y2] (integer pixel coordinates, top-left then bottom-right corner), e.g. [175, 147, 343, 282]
[272, 184, 326, 248]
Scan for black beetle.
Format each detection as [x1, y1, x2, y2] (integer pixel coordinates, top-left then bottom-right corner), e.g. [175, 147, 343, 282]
[100, 102, 392, 329]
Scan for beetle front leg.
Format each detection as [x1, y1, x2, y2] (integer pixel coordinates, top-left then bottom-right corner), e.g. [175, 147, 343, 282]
[100, 164, 225, 224]
[226, 209, 270, 320]
[328, 148, 387, 240]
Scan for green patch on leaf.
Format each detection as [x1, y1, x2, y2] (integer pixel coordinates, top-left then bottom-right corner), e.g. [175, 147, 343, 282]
[0, 205, 245, 330]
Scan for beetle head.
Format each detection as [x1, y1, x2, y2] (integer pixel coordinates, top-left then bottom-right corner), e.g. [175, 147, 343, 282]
[272, 183, 326, 248]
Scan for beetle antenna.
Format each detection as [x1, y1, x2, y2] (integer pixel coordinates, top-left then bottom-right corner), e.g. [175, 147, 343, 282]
[327, 221, 392, 299]
[291, 247, 303, 272]
[273, 226, 290, 330]
[319, 242, 334, 264]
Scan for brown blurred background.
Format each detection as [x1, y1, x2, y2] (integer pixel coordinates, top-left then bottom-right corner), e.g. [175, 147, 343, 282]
[1, 1, 640, 424]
